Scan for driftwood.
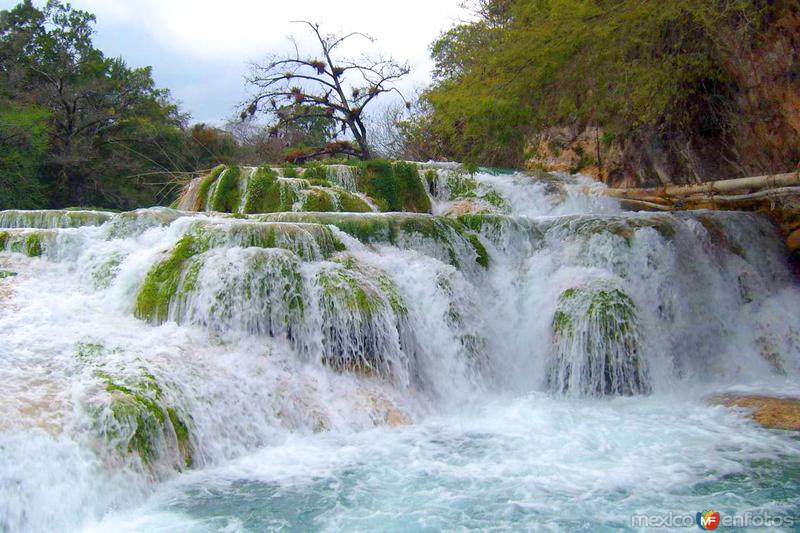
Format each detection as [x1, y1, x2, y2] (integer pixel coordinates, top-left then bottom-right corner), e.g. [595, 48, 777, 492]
[588, 171, 800, 211]
[586, 171, 800, 255]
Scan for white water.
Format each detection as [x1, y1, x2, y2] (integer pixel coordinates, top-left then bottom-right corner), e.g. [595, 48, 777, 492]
[2, 168, 800, 532]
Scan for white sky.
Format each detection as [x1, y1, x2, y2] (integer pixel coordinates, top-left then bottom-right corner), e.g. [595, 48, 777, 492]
[5, 0, 468, 124]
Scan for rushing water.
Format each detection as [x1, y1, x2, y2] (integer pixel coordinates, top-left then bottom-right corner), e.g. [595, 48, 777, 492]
[1, 167, 799, 532]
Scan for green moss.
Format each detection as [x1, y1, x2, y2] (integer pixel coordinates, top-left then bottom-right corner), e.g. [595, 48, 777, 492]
[90, 253, 125, 289]
[24, 232, 43, 257]
[424, 169, 438, 193]
[75, 341, 105, 363]
[257, 213, 395, 243]
[196, 165, 227, 211]
[338, 256, 408, 316]
[0, 210, 114, 229]
[242, 167, 299, 214]
[549, 283, 649, 396]
[316, 258, 408, 374]
[466, 233, 490, 267]
[1, 230, 49, 256]
[0, 269, 16, 278]
[481, 190, 507, 209]
[243, 166, 278, 213]
[552, 309, 573, 335]
[355, 160, 431, 213]
[256, 212, 488, 269]
[301, 163, 330, 183]
[447, 173, 478, 199]
[393, 161, 432, 213]
[134, 235, 200, 323]
[209, 166, 241, 213]
[135, 220, 345, 323]
[356, 160, 395, 211]
[282, 166, 300, 178]
[334, 190, 372, 213]
[302, 188, 337, 212]
[318, 266, 381, 316]
[92, 362, 193, 468]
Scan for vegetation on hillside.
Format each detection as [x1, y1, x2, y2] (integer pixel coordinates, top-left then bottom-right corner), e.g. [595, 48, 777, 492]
[407, 0, 799, 181]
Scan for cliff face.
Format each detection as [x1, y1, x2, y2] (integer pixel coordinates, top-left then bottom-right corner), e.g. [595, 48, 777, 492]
[526, 7, 800, 189]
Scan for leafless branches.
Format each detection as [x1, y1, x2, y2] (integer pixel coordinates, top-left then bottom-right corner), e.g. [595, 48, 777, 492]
[243, 21, 410, 160]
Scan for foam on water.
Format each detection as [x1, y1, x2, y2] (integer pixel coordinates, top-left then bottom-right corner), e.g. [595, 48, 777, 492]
[1, 166, 799, 532]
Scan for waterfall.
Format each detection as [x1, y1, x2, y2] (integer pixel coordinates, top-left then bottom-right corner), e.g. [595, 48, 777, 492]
[2, 165, 799, 532]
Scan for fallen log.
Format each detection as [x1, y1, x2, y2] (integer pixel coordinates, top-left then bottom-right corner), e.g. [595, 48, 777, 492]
[584, 171, 800, 260]
[597, 171, 800, 200]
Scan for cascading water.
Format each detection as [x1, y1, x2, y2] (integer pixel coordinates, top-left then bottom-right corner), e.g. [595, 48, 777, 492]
[2, 165, 799, 532]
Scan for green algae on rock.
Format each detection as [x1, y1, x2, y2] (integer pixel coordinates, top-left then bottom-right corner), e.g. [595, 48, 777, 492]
[547, 281, 650, 396]
[256, 212, 490, 270]
[315, 258, 411, 379]
[76, 341, 194, 469]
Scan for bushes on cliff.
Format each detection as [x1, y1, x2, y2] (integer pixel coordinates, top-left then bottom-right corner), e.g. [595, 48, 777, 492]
[421, 0, 794, 171]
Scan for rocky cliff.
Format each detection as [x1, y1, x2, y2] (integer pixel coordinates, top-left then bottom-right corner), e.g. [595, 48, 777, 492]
[526, 7, 800, 189]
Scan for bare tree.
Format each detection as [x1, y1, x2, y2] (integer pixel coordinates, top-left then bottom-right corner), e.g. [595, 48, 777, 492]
[243, 21, 410, 161]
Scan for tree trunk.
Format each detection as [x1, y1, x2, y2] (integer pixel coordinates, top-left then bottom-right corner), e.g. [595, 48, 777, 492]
[596, 172, 800, 200]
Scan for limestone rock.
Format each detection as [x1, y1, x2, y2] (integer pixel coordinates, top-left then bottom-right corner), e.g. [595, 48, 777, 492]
[710, 394, 800, 430]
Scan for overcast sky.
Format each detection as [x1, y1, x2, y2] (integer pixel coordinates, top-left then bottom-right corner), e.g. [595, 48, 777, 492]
[2, 0, 467, 125]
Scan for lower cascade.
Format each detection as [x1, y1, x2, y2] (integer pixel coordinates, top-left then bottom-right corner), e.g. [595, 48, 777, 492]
[2, 164, 800, 532]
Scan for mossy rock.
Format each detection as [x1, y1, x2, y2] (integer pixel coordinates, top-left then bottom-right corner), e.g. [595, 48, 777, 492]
[0, 209, 113, 229]
[545, 214, 677, 247]
[242, 167, 299, 213]
[315, 258, 409, 377]
[547, 282, 650, 396]
[172, 247, 306, 338]
[208, 166, 242, 213]
[195, 165, 227, 211]
[78, 342, 193, 469]
[0, 269, 17, 279]
[135, 220, 342, 323]
[465, 233, 490, 268]
[355, 160, 432, 213]
[695, 213, 746, 258]
[100, 372, 193, 468]
[90, 252, 126, 289]
[105, 208, 186, 239]
[135, 235, 201, 323]
[186, 219, 345, 259]
[256, 212, 489, 269]
[302, 188, 337, 212]
[332, 189, 372, 213]
[0, 229, 52, 257]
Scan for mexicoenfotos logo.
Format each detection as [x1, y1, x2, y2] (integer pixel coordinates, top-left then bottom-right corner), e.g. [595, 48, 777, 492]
[632, 509, 793, 528]
[696, 509, 720, 530]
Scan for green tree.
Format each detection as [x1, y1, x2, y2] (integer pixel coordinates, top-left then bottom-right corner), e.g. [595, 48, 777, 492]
[0, 104, 49, 209]
[0, 0, 187, 208]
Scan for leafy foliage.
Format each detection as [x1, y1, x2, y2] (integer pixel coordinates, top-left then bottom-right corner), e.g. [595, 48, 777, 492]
[421, 0, 785, 168]
[0, 1, 239, 210]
